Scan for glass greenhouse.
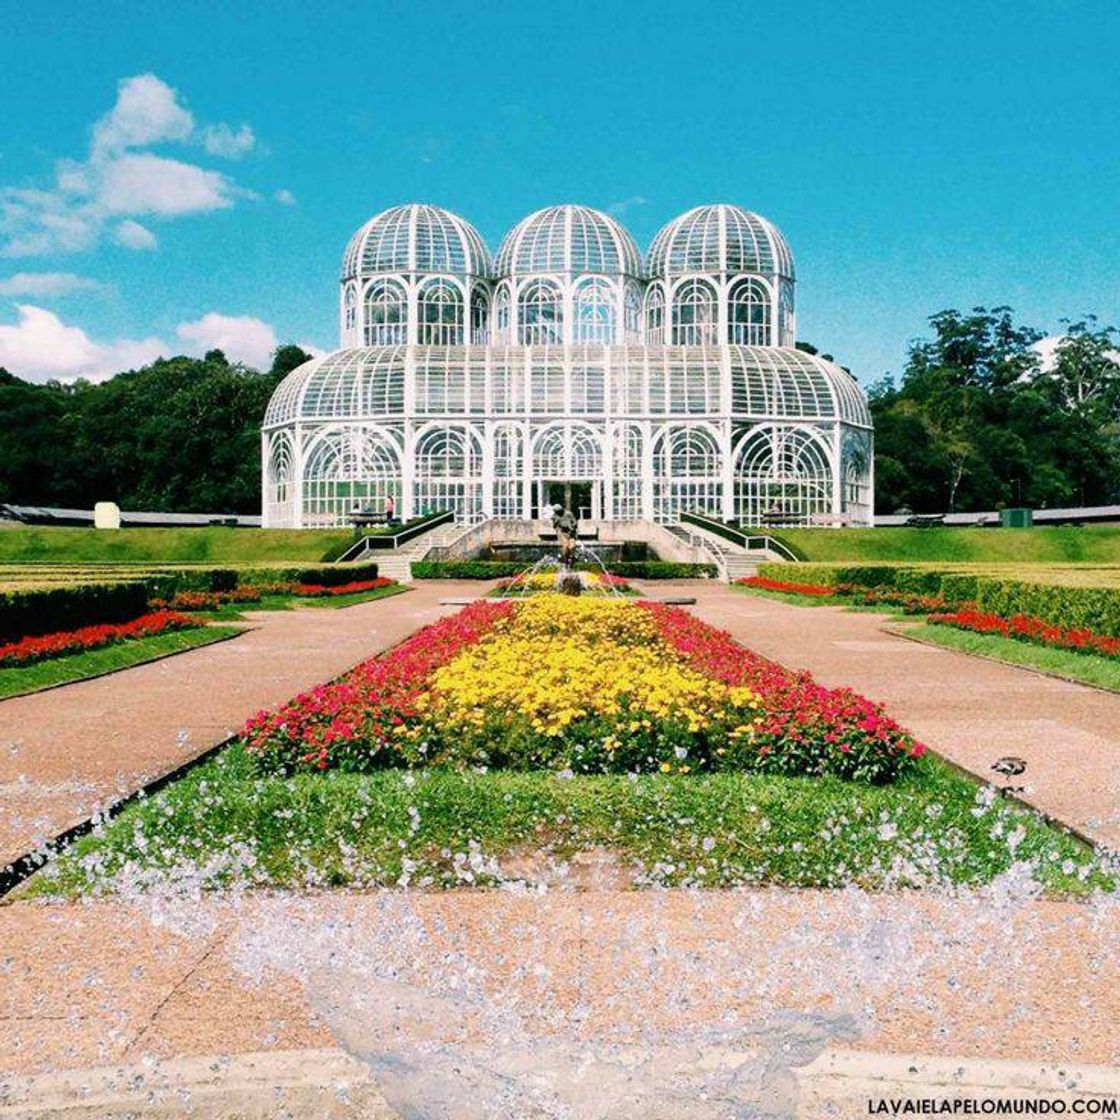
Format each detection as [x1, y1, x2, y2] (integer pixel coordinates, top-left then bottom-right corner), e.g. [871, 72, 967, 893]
[263, 203, 873, 527]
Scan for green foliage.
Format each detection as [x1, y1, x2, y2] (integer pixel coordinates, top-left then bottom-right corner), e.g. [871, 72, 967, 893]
[411, 560, 717, 580]
[871, 309, 1120, 514]
[0, 581, 150, 642]
[31, 745, 1108, 896]
[0, 352, 304, 512]
[762, 561, 1120, 637]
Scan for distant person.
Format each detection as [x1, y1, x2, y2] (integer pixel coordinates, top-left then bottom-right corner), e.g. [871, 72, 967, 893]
[385, 494, 396, 524]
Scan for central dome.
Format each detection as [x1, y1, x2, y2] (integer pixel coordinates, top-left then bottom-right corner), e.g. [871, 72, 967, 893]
[341, 204, 491, 280]
[496, 205, 642, 277]
[647, 204, 795, 280]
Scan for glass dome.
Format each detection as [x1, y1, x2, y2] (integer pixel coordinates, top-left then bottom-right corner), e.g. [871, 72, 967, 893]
[341, 204, 492, 280]
[647, 205, 795, 280]
[496, 205, 642, 278]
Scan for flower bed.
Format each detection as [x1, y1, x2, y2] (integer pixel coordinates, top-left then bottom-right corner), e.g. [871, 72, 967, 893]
[0, 610, 202, 668]
[739, 575, 948, 614]
[244, 595, 923, 783]
[737, 575, 834, 597]
[285, 576, 397, 598]
[494, 571, 632, 595]
[834, 584, 950, 614]
[928, 607, 1120, 659]
[151, 587, 264, 612]
[639, 602, 923, 782]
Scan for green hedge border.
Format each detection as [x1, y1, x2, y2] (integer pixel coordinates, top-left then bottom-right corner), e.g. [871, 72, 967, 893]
[0, 561, 382, 643]
[412, 560, 717, 580]
[760, 562, 1120, 637]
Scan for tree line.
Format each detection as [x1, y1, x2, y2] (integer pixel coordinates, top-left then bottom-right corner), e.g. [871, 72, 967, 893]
[1, 311, 1118, 516]
[869, 309, 1120, 513]
[0, 346, 310, 514]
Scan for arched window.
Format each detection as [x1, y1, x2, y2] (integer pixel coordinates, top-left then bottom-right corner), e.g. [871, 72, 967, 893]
[414, 425, 483, 522]
[644, 284, 665, 344]
[652, 426, 722, 521]
[343, 286, 356, 333]
[364, 280, 407, 345]
[418, 279, 463, 345]
[470, 286, 490, 344]
[302, 427, 401, 528]
[573, 278, 615, 344]
[671, 279, 718, 345]
[733, 426, 832, 526]
[494, 284, 511, 342]
[728, 279, 771, 345]
[518, 279, 563, 345]
[624, 282, 642, 342]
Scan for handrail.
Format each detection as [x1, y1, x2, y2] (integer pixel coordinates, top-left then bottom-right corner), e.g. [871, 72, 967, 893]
[679, 512, 802, 562]
[666, 524, 728, 578]
[334, 510, 454, 562]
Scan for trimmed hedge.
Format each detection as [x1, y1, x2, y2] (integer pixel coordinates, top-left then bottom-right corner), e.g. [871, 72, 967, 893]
[411, 560, 716, 580]
[759, 562, 1120, 637]
[0, 581, 151, 643]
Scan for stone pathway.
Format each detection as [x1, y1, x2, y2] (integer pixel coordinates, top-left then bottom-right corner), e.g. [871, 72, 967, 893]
[0, 584, 483, 869]
[1, 889, 1118, 1079]
[657, 581, 1120, 851]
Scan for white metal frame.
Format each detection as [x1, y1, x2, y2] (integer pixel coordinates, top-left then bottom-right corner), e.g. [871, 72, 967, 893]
[261, 201, 873, 529]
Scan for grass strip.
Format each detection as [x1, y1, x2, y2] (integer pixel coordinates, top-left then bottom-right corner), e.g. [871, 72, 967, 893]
[901, 622, 1120, 693]
[0, 625, 243, 700]
[28, 744, 1111, 898]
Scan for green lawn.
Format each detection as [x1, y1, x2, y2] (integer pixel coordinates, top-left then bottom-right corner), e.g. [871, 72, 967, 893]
[902, 622, 1120, 692]
[0, 526, 352, 565]
[28, 743, 1111, 897]
[0, 625, 243, 700]
[761, 525, 1120, 564]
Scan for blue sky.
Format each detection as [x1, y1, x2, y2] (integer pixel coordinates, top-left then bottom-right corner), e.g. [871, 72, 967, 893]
[1, 0, 1118, 382]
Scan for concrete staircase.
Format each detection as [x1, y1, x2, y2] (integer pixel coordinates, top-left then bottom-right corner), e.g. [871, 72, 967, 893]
[665, 523, 776, 582]
[372, 521, 467, 582]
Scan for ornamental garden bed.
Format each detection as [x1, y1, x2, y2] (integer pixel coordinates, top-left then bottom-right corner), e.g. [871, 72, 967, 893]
[737, 571, 1120, 682]
[31, 595, 1111, 897]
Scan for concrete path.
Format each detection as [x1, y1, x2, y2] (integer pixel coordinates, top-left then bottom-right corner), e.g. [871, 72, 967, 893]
[658, 582, 1120, 851]
[0, 584, 484, 869]
[1, 889, 1117, 1082]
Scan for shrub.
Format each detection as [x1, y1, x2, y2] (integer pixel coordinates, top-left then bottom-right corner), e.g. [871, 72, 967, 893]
[0, 581, 151, 643]
[412, 560, 716, 580]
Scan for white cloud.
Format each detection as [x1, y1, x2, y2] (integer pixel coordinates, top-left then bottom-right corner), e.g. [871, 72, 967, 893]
[201, 123, 255, 159]
[176, 312, 277, 368]
[1, 74, 260, 257]
[0, 272, 103, 297]
[0, 304, 165, 382]
[97, 153, 236, 216]
[274, 188, 296, 205]
[91, 74, 195, 158]
[608, 195, 650, 218]
[113, 219, 157, 251]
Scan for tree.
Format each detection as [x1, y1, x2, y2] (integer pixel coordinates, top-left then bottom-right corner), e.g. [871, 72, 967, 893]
[0, 345, 311, 513]
[1042, 318, 1120, 413]
[271, 344, 313, 377]
[871, 308, 1120, 513]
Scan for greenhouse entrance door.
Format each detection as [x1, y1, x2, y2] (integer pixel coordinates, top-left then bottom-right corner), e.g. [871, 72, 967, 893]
[537, 480, 599, 521]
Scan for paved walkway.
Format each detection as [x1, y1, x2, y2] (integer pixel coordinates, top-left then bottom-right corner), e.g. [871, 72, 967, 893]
[654, 581, 1120, 851]
[2, 889, 1118, 1077]
[0, 584, 482, 869]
